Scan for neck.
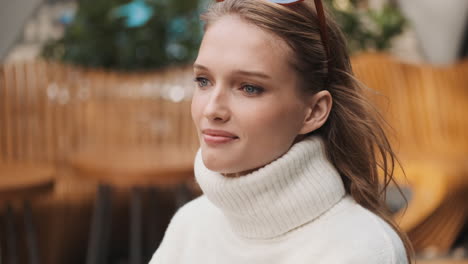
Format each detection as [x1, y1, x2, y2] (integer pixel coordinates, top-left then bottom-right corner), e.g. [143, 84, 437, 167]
[194, 136, 346, 239]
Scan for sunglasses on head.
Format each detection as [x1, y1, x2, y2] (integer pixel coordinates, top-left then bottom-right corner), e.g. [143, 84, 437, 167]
[215, 0, 330, 77]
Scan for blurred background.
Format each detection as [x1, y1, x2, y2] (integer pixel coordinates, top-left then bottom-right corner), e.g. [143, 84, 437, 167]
[0, 0, 467, 263]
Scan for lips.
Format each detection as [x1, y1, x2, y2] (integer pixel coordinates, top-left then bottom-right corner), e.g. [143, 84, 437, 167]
[202, 129, 239, 145]
[202, 129, 238, 138]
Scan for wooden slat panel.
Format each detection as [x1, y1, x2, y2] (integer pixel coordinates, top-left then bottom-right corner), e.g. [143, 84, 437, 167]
[3, 64, 15, 162]
[0, 64, 5, 162]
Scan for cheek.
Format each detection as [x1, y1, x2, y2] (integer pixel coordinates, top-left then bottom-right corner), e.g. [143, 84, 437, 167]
[231, 102, 305, 173]
[241, 102, 304, 138]
[191, 93, 204, 128]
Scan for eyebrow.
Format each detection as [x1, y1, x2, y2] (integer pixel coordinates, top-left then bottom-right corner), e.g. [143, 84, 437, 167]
[193, 63, 272, 80]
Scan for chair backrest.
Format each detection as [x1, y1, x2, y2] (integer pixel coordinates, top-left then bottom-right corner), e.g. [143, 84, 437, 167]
[351, 53, 468, 157]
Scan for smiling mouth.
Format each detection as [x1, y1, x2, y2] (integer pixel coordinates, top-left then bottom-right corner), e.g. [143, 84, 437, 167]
[203, 134, 239, 144]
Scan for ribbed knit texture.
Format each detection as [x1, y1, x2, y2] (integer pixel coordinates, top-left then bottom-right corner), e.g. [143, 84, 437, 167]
[194, 136, 346, 239]
[150, 135, 409, 264]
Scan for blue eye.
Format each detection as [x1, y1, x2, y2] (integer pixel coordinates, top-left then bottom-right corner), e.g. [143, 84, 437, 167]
[242, 85, 263, 95]
[194, 77, 210, 88]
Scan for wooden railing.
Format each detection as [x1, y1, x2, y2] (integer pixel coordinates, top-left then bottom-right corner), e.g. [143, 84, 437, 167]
[0, 61, 199, 164]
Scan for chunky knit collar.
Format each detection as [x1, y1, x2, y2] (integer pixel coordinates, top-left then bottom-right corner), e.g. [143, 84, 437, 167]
[194, 136, 346, 239]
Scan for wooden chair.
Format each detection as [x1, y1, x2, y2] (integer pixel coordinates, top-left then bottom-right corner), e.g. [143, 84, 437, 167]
[0, 163, 55, 264]
[352, 53, 468, 254]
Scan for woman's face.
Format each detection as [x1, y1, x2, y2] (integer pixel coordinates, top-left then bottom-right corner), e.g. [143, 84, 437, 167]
[191, 15, 313, 175]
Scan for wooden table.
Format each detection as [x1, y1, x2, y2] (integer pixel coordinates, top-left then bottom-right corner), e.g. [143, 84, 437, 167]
[0, 163, 56, 264]
[68, 145, 197, 264]
[69, 145, 195, 187]
[0, 163, 55, 201]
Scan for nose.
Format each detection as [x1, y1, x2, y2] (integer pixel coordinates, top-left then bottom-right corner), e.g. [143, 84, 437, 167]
[203, 85, 230, 123]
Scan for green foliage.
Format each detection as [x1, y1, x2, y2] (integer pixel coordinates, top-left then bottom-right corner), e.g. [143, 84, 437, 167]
[42, 0, 207, 70]
[325, 0, 406, 53]
[42, 0, 405, 69]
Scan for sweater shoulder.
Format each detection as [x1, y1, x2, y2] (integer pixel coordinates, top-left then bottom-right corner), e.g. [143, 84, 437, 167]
[149, 195, 216, 264]
[317, 196, 408, 264]
[174, 194, 213, 219]
[162, 194, 215, 234]
[358, 204, 408, 264]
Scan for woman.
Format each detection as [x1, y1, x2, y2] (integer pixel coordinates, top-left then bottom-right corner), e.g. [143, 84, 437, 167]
[150, 0, 413, 263]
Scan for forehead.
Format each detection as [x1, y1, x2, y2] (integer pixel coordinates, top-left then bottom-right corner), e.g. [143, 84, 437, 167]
[196, 15, 293, 75]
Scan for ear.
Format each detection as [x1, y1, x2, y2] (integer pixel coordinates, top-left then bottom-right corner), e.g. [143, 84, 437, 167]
[298, 90, 332, 135]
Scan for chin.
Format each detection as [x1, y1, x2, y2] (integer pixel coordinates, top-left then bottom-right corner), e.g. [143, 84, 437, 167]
[201, 152, 242, 173]
[202, 155, 235, 173]
[201, 153, 264, 176]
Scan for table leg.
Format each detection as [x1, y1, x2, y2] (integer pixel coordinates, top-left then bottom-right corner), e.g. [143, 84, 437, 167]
[130, 187, 142, 264]
[86, 184, 112, 264]
[0, 241, 1, 264]
[23, 200, 39, 264]
[100, 185, 112, 264]
[0, 208, 3, 264]
[145, 187, 159, 261]
[5, 203, 17, 264]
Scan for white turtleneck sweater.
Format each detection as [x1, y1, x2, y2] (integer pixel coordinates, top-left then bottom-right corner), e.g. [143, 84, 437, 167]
[149, 136, 408, 264]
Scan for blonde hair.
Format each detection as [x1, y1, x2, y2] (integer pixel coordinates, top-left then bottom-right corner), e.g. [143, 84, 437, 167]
[200, 0, 414, 262]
